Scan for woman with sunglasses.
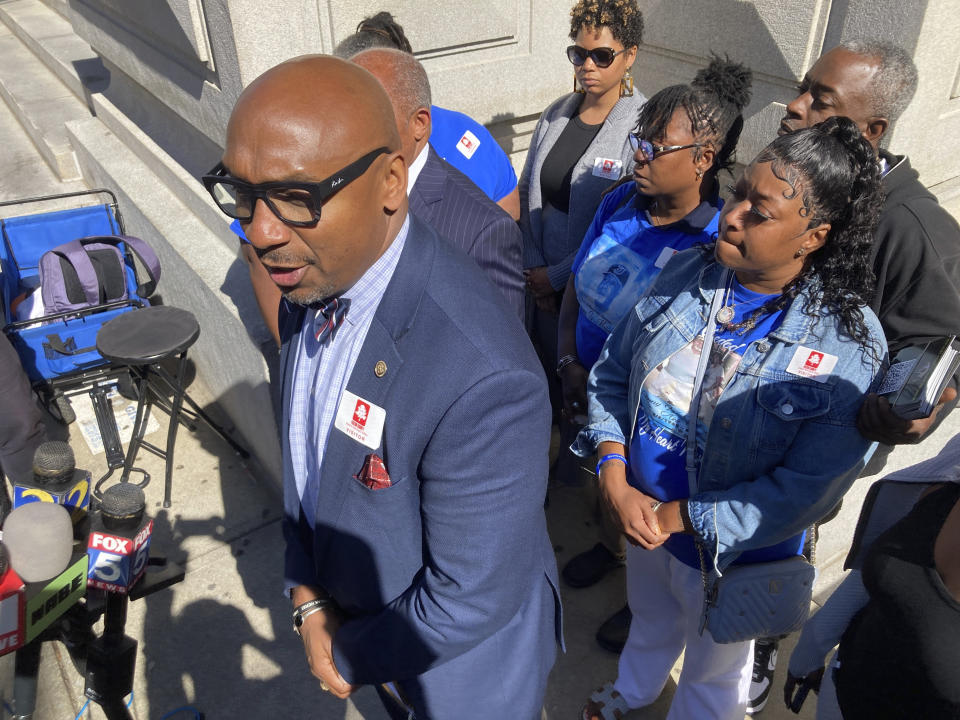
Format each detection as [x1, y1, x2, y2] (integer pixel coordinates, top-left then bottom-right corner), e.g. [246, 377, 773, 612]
[519, 0, 644, 452]
[556, 54, 752, 640]
[576, 117, 887, 720]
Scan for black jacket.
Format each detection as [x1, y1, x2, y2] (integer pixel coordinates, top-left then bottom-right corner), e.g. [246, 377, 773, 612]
[872, 151, 960, 357]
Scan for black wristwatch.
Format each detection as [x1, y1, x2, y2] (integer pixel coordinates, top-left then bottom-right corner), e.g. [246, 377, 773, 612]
[292, 596, 333, 636]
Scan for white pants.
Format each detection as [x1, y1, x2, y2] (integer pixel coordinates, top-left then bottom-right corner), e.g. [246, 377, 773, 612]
[614, 545, 753, 720]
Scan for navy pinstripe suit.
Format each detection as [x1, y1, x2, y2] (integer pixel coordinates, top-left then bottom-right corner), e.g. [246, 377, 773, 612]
[409, 146, 524, 319]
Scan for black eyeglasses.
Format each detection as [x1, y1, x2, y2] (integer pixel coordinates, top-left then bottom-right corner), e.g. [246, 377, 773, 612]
[202, 147, 390, 227]
[566, 45, 629, 68]
[628, 134, 704, 160]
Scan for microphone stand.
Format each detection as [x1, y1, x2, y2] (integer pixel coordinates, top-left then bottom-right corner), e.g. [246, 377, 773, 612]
[10, 641, 41, 720]
[83, 557, 184, 720]
[9, 556, 184, 720]
[83, 590, 136, 720]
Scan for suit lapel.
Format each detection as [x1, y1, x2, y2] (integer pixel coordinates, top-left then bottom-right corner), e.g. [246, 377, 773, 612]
[311, 215, 436, 554]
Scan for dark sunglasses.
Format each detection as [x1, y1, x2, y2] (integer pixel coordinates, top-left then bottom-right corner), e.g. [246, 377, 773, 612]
[629, 134, 704, 160]
[202, 147, 390, 227]
[566, 45, 629, 68]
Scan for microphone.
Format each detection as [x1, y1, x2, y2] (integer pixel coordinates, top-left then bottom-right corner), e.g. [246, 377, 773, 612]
[13, 441, 91, 520]
[0, 543, 26, 656]
[2, 503, 87, 644]
[86, 484, 152, 594]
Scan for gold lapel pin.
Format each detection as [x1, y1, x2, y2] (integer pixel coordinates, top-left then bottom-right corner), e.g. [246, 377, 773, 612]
[374, 360, 387, 378]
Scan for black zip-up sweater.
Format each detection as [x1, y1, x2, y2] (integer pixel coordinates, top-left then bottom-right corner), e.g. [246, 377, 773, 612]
[872, 151, 960, 370]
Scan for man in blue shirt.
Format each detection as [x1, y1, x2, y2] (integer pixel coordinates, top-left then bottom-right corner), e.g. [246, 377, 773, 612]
[333, 11, 521, 220]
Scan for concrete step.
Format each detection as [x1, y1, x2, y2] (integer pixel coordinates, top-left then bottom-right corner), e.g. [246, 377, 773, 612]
[0, 0, 230, 238]
[0, 23, 85, 180]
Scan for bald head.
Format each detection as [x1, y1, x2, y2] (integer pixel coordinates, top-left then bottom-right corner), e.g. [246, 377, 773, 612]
[352, 49, 432, 164]
[220, 54, 408, 304]
[228, 55, 400, 177]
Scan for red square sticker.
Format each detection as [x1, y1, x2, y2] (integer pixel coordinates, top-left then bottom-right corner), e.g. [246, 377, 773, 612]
[352, 400, 370, 429]
[804, 351, 823, 370]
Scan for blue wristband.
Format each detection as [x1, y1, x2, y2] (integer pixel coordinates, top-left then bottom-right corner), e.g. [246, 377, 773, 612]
[596, 453, 628, 476]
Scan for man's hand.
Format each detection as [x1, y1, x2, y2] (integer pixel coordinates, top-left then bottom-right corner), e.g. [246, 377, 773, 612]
[857, 386, 958, 445]
[299, 607, 357, 698]
[292, 587, 357, 699]
[598, 462, 669, 549]
[523, 266, 555, 298]
[559, 361, 588, 418]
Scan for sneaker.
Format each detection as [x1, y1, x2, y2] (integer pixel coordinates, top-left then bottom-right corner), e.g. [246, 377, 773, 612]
[746, 638, 779, 714]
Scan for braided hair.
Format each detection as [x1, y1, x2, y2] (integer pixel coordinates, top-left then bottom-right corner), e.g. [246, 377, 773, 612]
[569, 0, 644, 49]
[746, 116, 884, 352]
[334, 11, 413, 58]
[635, 54, 753, 175]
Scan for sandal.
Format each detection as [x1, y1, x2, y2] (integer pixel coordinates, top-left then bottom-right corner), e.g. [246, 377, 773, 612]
[579, 681, 630, 720]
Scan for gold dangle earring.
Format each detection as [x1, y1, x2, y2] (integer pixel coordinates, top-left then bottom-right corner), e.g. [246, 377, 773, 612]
[574, 71, 586, 94]
[619, 69, 634, 97]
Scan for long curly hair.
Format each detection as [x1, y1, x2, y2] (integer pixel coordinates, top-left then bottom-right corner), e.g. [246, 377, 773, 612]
[745, 116, 884, 352]
[635, 54, 752, 175]
[569, 0, 644, 49]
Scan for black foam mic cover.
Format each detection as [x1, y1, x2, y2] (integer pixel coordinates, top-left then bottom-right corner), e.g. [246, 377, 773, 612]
[32, 441, 75, 485]
[100, 484, 146, 528]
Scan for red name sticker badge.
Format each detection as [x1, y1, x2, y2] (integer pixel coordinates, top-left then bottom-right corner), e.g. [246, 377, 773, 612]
[334, 390, 386, 449]
[456, 130, 481, 159]
[786, 345, 838, 382]
[592, 157, 622, 180]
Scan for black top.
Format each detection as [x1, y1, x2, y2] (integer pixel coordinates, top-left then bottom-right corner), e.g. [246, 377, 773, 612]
[873, 152, 960, 359]
[539, 115, 602, 213]
[837, 483, 960, 719]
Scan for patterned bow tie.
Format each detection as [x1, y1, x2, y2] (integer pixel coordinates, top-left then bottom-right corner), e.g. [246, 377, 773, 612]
[313, 297, 350, 344]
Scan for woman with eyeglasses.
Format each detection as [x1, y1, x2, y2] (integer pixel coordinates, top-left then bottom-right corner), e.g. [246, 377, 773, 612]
[556, 54, 752, 645]
[575, 117, 887, 720]
[519, 0, 645, 461]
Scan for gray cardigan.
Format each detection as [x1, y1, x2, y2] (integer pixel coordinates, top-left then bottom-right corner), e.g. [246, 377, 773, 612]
[519, 90, 647, 290]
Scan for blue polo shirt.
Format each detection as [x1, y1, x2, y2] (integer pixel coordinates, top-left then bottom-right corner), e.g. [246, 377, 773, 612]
[571, 183, 721, 367]
[429, 105, 518, 203]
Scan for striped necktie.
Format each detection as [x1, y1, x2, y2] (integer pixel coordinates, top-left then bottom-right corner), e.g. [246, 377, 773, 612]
[313, 297, 350, 344]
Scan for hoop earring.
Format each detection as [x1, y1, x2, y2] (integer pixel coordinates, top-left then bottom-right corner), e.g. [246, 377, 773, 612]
[574, 71, 586, 95]
[619, 69, 634, 97]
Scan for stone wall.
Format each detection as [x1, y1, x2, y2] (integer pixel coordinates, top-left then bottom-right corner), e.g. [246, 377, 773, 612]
[60, 0, 960, 195]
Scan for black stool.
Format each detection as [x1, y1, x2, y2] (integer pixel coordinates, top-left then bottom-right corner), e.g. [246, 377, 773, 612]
[95, 305, 247, 507]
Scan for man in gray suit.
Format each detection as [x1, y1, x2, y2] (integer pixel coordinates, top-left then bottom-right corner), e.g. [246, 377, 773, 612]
[352, 49, 524, 319]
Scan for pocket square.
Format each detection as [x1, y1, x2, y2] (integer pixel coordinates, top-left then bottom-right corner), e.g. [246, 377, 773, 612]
[354, 453, 392, 490]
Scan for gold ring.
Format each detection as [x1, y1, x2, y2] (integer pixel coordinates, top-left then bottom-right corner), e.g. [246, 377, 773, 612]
[320, 680, 330, 692]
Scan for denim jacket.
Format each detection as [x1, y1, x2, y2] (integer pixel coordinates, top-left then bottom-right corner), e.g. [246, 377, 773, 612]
[574, 249, 888, 571]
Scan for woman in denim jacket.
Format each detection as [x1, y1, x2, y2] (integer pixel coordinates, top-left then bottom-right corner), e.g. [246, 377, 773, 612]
[577, 118, 888, 720]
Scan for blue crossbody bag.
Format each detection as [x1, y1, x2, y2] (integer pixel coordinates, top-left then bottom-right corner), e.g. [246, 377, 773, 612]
[686, 269, 816, 644]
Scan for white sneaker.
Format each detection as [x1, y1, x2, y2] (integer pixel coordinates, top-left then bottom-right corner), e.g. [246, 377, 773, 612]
[746, 638, 779, 715]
